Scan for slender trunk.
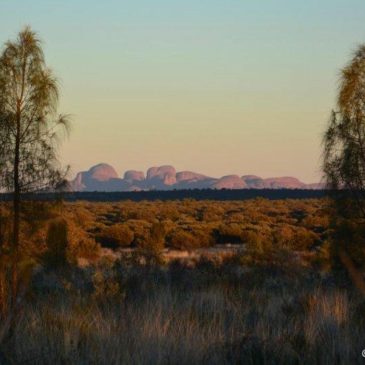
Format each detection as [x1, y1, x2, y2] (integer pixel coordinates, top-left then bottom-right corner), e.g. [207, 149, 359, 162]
[4, 107, 21, 346]
[5, 49, 27, 347]
[11, 107, 20, 311]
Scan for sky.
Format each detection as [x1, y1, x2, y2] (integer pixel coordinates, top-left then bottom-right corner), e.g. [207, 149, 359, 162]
[1, 0, 365, 182]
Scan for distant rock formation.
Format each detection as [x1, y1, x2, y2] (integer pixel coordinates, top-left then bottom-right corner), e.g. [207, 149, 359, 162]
[176, 171, 209, 183]
[88, 163, 118, 181]
[262, 177, 306, 189]
[70, 163, 323, 192]
[175, 171, 215, 189]
[70, 163, 129, 192]
[212, 175, 247, 189]
[124, 170, 145, 182]
[146, 166, 177, 188]
[241, 175, 265, 189]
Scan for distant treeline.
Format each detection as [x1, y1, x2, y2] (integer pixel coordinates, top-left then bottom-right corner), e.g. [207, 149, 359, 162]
[0, 189, 330, 202]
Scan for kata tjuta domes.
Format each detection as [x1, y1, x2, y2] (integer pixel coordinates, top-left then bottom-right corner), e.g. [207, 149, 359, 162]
[70, 163, 324, 192]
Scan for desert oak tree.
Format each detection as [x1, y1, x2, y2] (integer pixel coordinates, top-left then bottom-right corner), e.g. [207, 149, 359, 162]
[324, 45, 365, 216]
[324, 44, 365, 293]
[0, 27, 69, 304]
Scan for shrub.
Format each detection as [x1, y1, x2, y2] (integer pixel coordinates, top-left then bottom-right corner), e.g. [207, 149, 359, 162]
[273, 224, 295, 248]
[243, 230, 272, 253]
[292, 228, 318, 251]
[72, 205, 96, 229]
[132, 222, 167, 266]
[214, 223, 243, 244]
[143, 222, 166, 252]
[197, 206, 224, 222]
[98, 224, 134, 248]
[168, 229, 199, 250]
[125, 219, 151, 247]
[191, 228, 214, 247]
[63, 216, 101, 261]
[68, 236, 101, 261]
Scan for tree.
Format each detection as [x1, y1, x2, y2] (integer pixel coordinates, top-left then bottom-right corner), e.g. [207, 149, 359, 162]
[0, 27, 69, 315]
[324, 45, 365, 215]
[323, 44, 365, 292]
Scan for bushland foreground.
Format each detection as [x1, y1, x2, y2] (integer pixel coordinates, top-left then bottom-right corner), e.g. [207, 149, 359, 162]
[1, 198, 364, 364]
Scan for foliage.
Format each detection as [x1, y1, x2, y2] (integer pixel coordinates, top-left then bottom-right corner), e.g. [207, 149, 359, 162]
[135, 222, 167, 266]
[52, 199, 329, 256]
[323, 44, 365, 288]
[168, 229, 198, 250]
[0, 27, 70, 346]
[97, 224, 134, 248]
[0, 26, 70, 193]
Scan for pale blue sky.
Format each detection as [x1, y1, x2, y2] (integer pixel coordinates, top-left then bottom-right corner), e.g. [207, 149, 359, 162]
[1, 0, 364, 182]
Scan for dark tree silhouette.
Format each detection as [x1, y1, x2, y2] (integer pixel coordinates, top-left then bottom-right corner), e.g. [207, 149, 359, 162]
[0, 27, 70, 340]
[324, 44, 365, 292]
[324, 45, 365, 214]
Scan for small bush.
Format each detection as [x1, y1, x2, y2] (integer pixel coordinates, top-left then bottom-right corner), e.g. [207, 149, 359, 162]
[243, 230, 272, 253]
[97, 224, 134, 248]
[292, 228, 318, 251]
[132, 222, 167, 266]
[214, 223, 243, 244]
[190, 228, 214, 247]
[168, 229, 199, 250]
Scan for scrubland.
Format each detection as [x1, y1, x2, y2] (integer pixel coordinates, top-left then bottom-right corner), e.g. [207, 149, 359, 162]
[64, 198, 329, 256]
[1, 198, 365, 364]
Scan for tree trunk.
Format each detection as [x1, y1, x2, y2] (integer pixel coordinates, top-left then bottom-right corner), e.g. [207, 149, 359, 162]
[10, 109, 21, 315]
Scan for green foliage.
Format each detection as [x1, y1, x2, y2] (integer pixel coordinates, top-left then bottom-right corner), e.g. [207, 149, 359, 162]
[0, 26, 70, 193]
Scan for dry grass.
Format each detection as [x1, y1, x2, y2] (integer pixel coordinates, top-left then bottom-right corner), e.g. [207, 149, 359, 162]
[0, 198, 363, 364]
[1, 262, 364, 365]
